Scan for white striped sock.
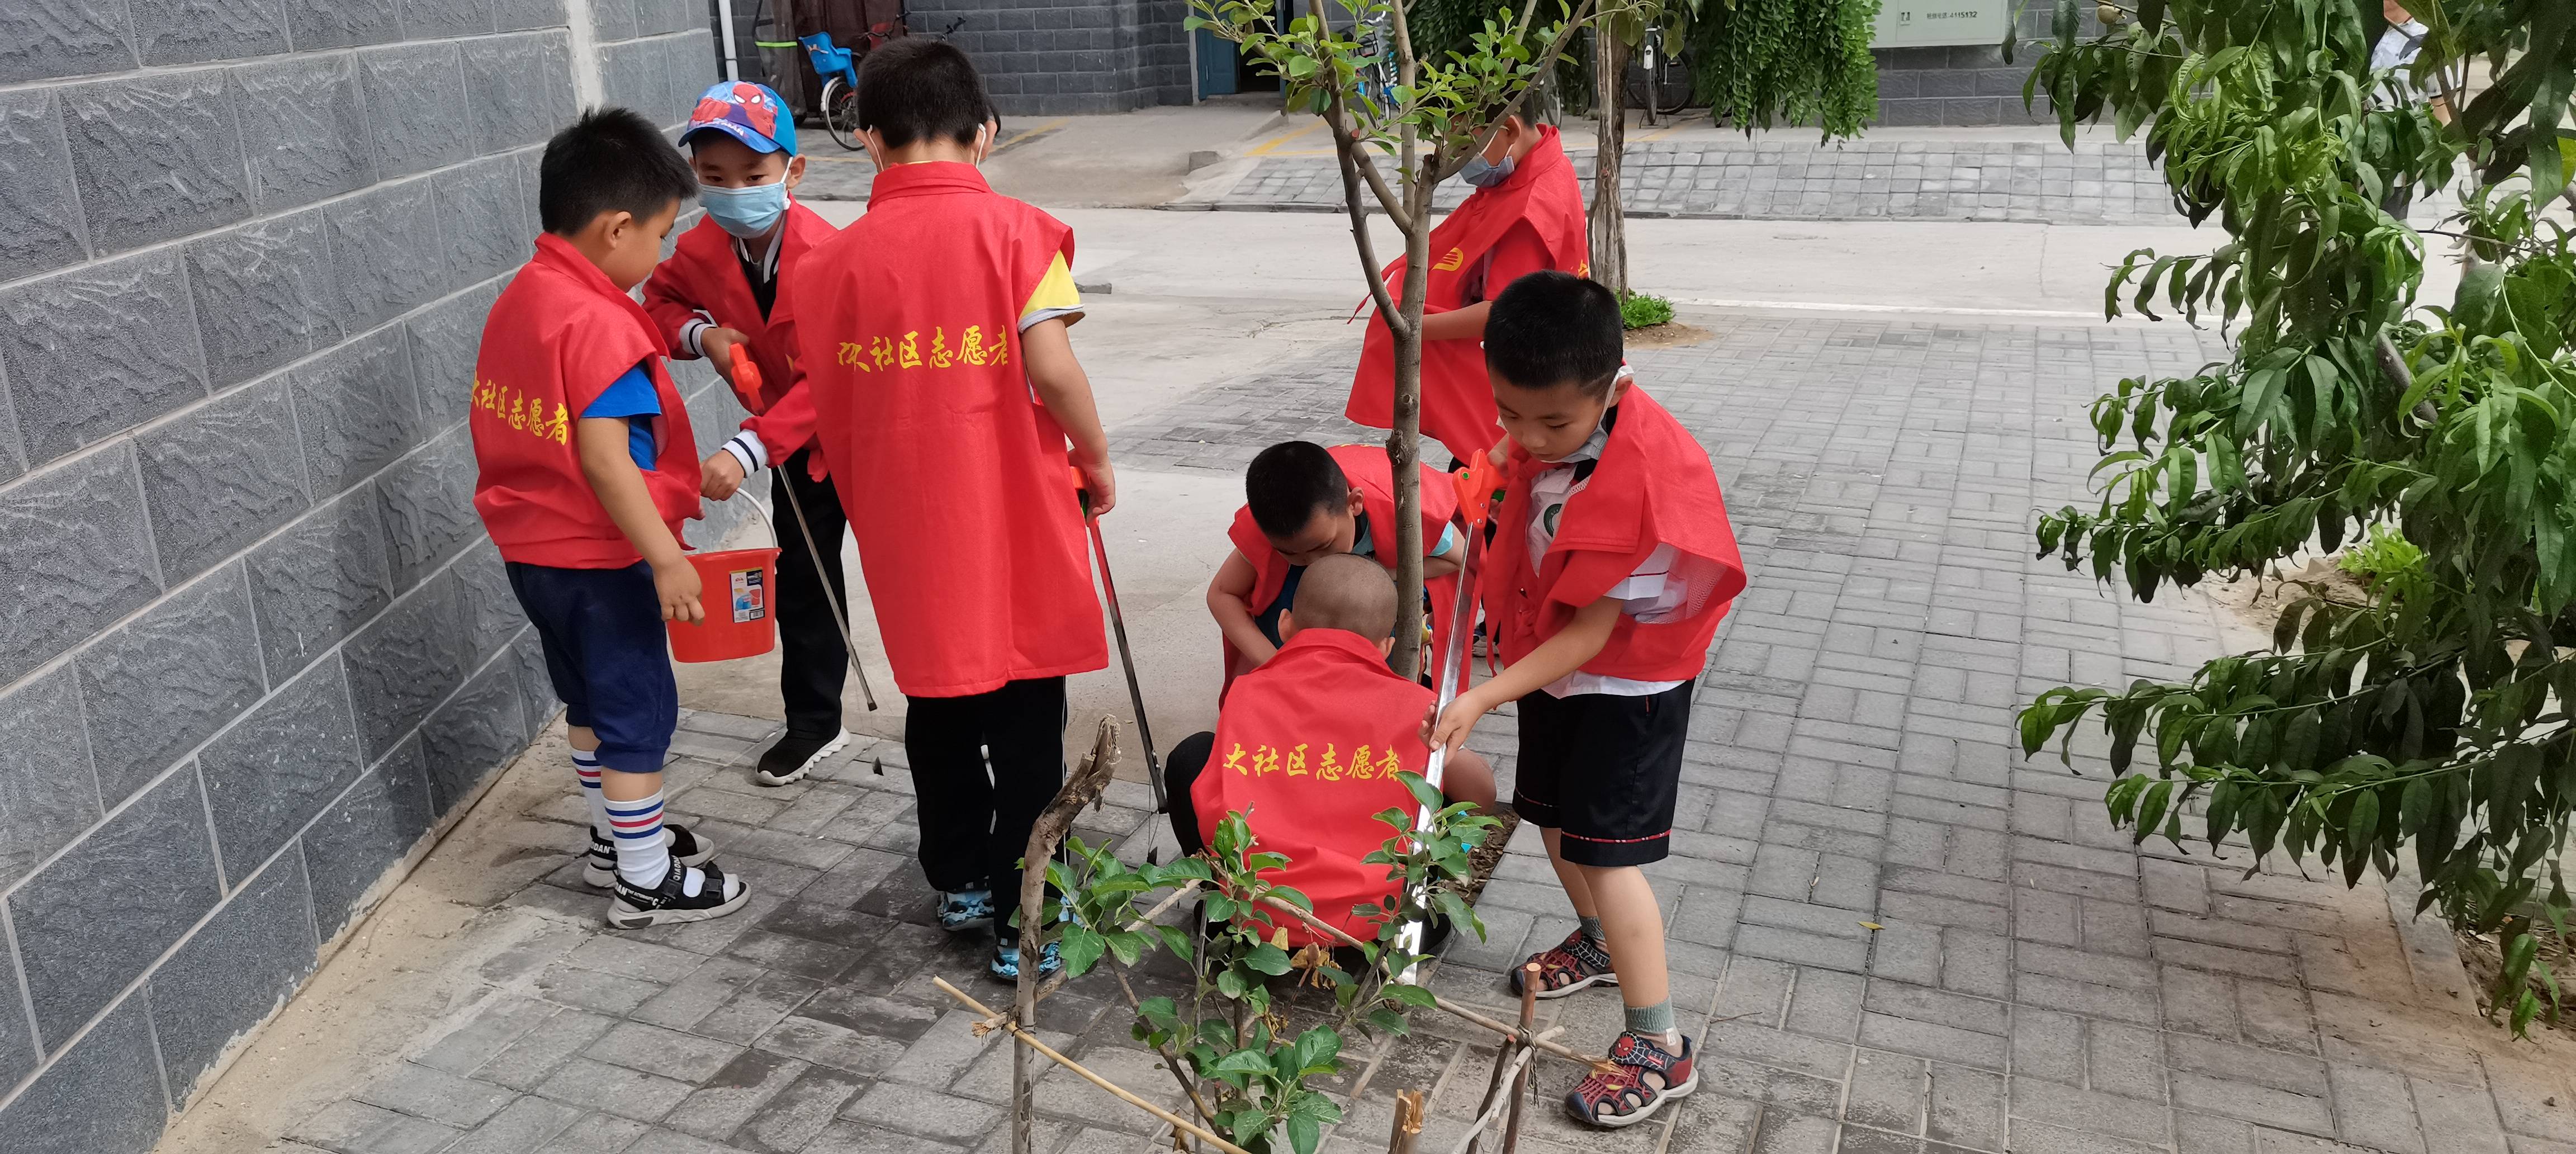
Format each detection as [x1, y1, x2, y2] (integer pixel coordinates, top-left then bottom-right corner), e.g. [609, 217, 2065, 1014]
[572, 749, 612, 840]
[603, 789, 671, 887]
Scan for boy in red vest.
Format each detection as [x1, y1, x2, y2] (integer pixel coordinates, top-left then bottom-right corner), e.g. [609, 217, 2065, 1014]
[753, 40, 1113, 980]
[1205, 441, 1461, 695]
[472, 108, 747, 928]
[1346, 113, 1588, 466]
[1166, 555, 1494, 946]
[642, 82, 854, 788]
[1427, 271, 1746, 1128]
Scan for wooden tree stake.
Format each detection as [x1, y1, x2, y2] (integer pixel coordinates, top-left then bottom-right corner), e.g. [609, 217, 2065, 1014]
[1500, 963, 1540, 1153]
[936, 977, 1254, 1154]
[1012, 717, 1120, 1154]
[1387, 1089, 1426, 1154]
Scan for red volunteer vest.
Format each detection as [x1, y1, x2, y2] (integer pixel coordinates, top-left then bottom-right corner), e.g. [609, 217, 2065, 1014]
[1483, 386, 1745, 681]
[1195, 628, 1433, 946]
[1346, 126, 1589, 462]
[1220, 444, 1462, 697]
[784, 162, 1107, 697]
[641, 201, 836, 436]
[471, 233, 703, 568]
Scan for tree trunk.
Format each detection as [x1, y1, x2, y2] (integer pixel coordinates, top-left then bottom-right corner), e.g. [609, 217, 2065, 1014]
[1384, 2, 1430, 681]
[1387, 185, 1431, 680]
[1589, 32, 1629, 296]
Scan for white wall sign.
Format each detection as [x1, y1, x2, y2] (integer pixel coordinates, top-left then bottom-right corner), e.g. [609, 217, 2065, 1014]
[1872, 0, 2016, 49]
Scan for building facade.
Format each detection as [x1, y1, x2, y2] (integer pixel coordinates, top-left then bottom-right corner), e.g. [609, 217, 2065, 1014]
[0, 3, 744, 1149]
[771, 0, 2092, 123]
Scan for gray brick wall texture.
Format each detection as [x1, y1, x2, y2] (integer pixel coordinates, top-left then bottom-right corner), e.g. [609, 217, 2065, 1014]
[0, 2, 745, 1150]
[1872, 0, 2105, 127]
[907, 0, 1194, 116]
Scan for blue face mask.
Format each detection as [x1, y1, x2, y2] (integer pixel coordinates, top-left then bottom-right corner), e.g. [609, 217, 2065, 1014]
[699, 180, 789, 238]
[1459, 152, 1516, 188]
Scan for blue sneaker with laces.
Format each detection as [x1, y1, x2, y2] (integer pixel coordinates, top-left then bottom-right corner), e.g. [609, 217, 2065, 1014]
[989, 940, 1062, 981]
[937, 887, 995, 931]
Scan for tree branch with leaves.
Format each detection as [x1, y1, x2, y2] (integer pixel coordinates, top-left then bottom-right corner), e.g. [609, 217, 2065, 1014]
[1190, 0, 1609, 674]
[2013, 0, 2576, 1034]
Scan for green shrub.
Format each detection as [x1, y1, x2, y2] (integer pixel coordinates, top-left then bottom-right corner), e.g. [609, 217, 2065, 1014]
[2336, 524, 2426, 585]
[1620, 291, 1673, 329]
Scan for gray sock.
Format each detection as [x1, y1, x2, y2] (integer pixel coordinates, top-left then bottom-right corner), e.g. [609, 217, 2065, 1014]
[1624, 999, 1675, 1040]
[1578, 915, 1605, 943]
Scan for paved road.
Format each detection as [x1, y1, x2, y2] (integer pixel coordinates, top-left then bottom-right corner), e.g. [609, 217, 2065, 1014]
[164, 309, 2576, 1154]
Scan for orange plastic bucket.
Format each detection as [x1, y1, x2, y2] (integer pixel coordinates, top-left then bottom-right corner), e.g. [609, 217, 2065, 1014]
[667, 546, 782, 662]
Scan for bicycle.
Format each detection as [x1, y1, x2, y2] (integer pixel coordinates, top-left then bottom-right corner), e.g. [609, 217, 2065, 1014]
[799, 32, 865, 149]
[1355, 9, 1395, 112]
[798, 10, 972, 152]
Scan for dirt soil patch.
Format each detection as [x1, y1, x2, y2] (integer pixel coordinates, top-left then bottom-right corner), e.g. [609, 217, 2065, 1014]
[1627, 321, 1714, 350]
[2457, 926, 2576, 1036]
[1461, 804, 1522, 908]
[2200, 554, 2374, 637]
[2209, 555, 2561, 1034]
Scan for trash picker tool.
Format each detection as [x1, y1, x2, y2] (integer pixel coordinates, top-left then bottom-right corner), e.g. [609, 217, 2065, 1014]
[1396, 456, 1504, 983]
[728, 358, 879, 714]
[1076, 478, 1168, 860]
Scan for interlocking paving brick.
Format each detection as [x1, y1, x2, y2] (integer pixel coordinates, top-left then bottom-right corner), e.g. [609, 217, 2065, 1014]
[537, 1056, 697, 1123]
[441, 1095, 584, 1154]
[354, 1062, 516, 1128]
[266, 313, 2550, 1154]
[840, 1081, 1008, 1142]
[589, 1020, 748, 1083]
[1193, 140, 2184, 226]
[290, 1099, 461, 1154]
[660, 1048, 807, 1141]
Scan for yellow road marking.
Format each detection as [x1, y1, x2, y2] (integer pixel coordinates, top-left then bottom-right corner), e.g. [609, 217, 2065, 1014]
[1247, 120, 1324, 155]
[997, 117, 1071, 153]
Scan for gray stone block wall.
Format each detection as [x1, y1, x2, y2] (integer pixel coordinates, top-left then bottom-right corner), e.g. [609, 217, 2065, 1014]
[0, 2, 744, 1150]
[907, 0, 1193, 116]
[1872, 0, 2102, 127]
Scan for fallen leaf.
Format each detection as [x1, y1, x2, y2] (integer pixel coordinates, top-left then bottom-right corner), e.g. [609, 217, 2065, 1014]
[1860, 921, 1883, 931]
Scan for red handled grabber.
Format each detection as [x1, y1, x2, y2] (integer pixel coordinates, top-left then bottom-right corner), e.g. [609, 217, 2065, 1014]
[727, 358, 877, 713]
[1075, 474, 1168, 860]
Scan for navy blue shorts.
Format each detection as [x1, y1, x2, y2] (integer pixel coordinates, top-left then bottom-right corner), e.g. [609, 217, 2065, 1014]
[507, 561, 676, 775]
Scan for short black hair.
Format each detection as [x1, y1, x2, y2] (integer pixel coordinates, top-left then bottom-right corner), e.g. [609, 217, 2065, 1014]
[1246, 441, 1350, 538]
[855, 38, 994, 149]
[1485, 270, 1624, 397]
[539, 107, 697, 235]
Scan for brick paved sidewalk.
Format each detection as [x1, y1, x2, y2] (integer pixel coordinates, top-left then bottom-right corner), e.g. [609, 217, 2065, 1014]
[245, 316, 2576, 1154]
[1188, 139, 2179, 225]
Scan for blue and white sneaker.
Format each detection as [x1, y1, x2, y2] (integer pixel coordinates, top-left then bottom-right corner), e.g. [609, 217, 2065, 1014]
[989, 940, 1062, 982]
[937, 886, 995, 931]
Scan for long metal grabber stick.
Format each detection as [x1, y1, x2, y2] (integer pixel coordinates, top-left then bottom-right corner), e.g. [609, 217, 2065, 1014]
[1079, 486, 1168, 821]
[1395, 460, 1504, 982]
[727, 359, 877, 711]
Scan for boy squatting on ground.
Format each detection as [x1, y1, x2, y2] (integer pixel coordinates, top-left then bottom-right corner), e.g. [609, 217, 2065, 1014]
[639, 81, 861, 788]
[470, 108, 750, 928]
[730, 39, 1116, 981]
[1427, 271, 1747, 1128]
[1205, 440, 1462, 696]
[1164, 555, 1495, 948]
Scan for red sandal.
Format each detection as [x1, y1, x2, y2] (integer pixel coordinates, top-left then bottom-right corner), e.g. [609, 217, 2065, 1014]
[1508, 929, 1619, 999]
[1565, 1030, 1697, 1128]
